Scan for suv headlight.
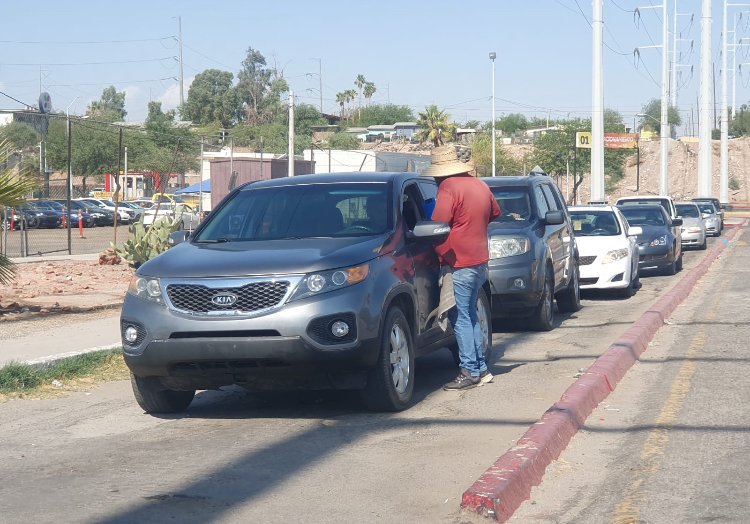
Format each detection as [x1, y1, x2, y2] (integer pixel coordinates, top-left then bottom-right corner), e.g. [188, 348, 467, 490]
[288, 263, 369, 302]
[489, 236, 530, 259]
[128, 275, 165, 304]
[602, 248, 628, 264]
[649, 235, 668, 247]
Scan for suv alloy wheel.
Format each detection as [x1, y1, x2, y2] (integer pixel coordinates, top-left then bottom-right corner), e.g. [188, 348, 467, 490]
[529, 268, 555, 331]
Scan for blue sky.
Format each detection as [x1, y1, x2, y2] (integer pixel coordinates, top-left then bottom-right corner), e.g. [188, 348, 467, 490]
[0, 1, 738, 128]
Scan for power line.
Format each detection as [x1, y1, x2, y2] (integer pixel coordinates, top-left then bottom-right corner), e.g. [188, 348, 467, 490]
[47, 76, 177, 88]
[0, 57, 176, 67]
[0, 36, 174, 45]
[0, 90, 33, 107]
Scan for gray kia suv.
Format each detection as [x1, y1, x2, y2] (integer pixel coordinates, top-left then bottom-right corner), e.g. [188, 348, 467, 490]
[120, 173, 492, 414]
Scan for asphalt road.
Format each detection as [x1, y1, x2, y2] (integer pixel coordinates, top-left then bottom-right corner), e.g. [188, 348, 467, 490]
[512, 229, 749, 523]
[1, 224, 132, 258]
[0, 235, 730, 524]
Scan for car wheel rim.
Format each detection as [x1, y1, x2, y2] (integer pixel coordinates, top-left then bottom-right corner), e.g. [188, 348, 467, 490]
[543, 278, 552, 322]
[389, 323, 410, 395]
[573, 269, 580, 303]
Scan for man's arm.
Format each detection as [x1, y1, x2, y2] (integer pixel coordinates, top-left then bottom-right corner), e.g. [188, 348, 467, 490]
[489, 195, 501, 222]
[431, 188, 455, 224]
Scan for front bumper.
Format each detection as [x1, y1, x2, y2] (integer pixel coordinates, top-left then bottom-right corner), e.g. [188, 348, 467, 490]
[578, 255, 630, 290]
[636, 244, 674, 271]
[681, 230, 706, 247]
[120, 280, 383, 386]
[488, 254, 541, 316]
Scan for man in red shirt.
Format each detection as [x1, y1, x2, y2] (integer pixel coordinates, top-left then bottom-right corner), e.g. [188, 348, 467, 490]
[422, 145, 500, 390]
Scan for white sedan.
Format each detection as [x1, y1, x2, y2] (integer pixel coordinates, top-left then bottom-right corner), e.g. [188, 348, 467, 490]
[142, 203, 200, 230]
[569, 205, 642, 298]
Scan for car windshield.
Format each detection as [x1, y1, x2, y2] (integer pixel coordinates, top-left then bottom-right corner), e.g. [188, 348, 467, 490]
[619, 207, 666, 226]
[697, 203, 715, 214]
[489, 188, 532, 224]
[676, 204, 700, 218]
[195, 182, 390, 241]
[570, 211, 621, 236]
[619, 198, 670, 216]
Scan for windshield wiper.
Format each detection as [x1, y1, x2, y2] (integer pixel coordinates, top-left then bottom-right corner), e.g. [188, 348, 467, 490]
[194, 237, 231, 243]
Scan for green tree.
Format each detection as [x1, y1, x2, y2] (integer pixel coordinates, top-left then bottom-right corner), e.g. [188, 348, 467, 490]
[141, 101, 198, 184]
[327, 132, 360, 150]
[0, 139, 39, 282]
[355, 74, 367, 117]
[355, 104, 414, 127]
[416, 105, 455, 146]
[0, 121, 39, 150]
[639, 99, 681, 135]
[730, 104, 750, 136]
[496, 113, 529, 135]
[236, 47, 288, 125]
[363, 81, 376, 107]
[336, 92, 347, 118]
[88, 86, 127, 122]
[182, 69, 239, 128]
[471, 134, 522, 177]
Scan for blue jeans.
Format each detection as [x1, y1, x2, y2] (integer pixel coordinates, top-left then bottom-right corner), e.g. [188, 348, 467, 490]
[449, 264, 488, 377]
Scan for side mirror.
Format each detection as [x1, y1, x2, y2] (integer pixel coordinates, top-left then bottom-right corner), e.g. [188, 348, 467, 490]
[408, 220, 450, 242]
[544, 210, 564, 225]
[702, 212, 711, 219]
[672, 217, 683, 227]
[168, 230, 190, 246]
[627, 226, 643, 236]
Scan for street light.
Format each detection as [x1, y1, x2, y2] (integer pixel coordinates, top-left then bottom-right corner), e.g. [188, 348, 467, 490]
[489, 52, 496, 177]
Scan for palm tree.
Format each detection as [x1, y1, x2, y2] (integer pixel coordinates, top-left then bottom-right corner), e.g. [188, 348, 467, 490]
[344, 89, 357, 120]
[363, 82, 377, 107]
[417, 105, 454, 146]
[336, 92, 347, 119]
[0, 139, 38, 284]
[355, 74, 366, 119]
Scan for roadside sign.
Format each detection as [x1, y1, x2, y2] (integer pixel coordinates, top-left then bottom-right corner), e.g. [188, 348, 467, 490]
[575, 132, 639, 150]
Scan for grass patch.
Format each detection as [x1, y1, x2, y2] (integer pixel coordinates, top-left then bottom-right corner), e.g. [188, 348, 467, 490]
[0, 349, 129, 399]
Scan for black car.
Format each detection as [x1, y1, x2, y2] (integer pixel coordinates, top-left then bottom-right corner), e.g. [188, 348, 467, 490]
[482, 171, 581, 331]
[617, 204, 684, 275]
[120, 172, 491, 414]
[35, 200, 96, 228]
[52, 199, 109, 227]
[1, 203, 60, 229]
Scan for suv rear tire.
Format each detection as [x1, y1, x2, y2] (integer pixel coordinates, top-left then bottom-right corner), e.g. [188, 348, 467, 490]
[556, 264, 582, 313]
[130, 373, 195, 414]
[529, 270, 555, 332]
[362, 306, 414, 412]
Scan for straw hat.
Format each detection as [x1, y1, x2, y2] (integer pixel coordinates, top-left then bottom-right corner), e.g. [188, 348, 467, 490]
[421, 145, 475, 178]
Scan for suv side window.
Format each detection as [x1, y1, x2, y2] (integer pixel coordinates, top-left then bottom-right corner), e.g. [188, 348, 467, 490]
[540, 184, 560, 211]
[533, 185, 551, 218]
[402, 182, 426, 231]
[417, 179, 438, 219]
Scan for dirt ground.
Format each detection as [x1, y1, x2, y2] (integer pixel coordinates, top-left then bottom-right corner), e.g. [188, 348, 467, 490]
[0, 259, 132, 319]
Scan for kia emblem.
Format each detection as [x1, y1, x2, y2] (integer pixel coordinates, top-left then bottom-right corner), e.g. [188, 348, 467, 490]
[211, 293, 238, 307]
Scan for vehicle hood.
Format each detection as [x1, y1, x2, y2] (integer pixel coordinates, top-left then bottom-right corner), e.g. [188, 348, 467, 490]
[138, 235, 391, 278]
[487, 221, 534, 235]
[632, 225, 671, 244]
[574, 235, 628, 256]
[680, 217, 704, 228]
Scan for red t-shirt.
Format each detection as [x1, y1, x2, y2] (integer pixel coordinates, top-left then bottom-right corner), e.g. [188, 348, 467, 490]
[431, 175, 501, 268]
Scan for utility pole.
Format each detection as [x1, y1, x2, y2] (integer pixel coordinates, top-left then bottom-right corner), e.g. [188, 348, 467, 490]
[660, 0, 670, 195]
[288, 91, 295, 177]
[178, 16, 184, 108]
[490, 52, 496, 177]
[591, 0, 605, 203]
[721, 0, 730, 203]
[698, 0, 713, 198]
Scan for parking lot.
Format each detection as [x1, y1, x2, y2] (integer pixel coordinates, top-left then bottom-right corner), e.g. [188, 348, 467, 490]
[0, 235, 724, 523]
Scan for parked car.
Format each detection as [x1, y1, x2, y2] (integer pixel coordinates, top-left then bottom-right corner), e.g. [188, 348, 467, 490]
[34, 200, 96, 228]
[141, 203, 200, 229]
[52, 199, 110, 227]
[75, 198, 130, 224]
[617, 204, 683, 275]
[675, 202, 707, 250]
[615, 195, 682, 265]
[692, 197, 724, 232]
[482, 171, 581, 331]
[117, 201, 146, 220]
[693, 200, 722, 236]
[13, 202, 61, 229]
[569, 205, 642, 297]
[130, 199, 156, 210]
[120, 172, 488, 414]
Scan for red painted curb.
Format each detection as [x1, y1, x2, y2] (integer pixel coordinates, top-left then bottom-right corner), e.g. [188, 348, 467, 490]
[461, 220, 746, 522]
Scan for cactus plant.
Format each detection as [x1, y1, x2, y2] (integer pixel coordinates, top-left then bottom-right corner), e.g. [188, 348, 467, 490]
[114, 214, 183, 268]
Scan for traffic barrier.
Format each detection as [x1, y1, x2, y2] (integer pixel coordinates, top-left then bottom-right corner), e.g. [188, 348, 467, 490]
[78, 210, 84, 238]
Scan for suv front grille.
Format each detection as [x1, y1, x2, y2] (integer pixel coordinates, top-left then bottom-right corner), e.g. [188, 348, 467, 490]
[579, 256, 597, 265]
[166, 281, 290, 313]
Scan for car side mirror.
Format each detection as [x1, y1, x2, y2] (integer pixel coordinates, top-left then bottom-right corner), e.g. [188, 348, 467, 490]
[627, 226, 643, 236]
[408, 220, 450, 242]
[702, 212, 711, 219]
[671, 217, 683, 227]
[168, 230, 190, 246]
[544, 210, 564, 225]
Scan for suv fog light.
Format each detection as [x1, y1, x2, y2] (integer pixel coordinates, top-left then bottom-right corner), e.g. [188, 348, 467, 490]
[124, 325, 139, 343]
[514, 278, 526, 289]
[331, 320, 350, 338]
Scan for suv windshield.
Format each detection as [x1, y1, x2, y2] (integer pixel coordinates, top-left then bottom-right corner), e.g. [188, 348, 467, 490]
[570, 210, 621, 236]
[195, 182, 391, 241]
[676, 204, 700, 218]
[619, 206, 666, 226]
[489, 188, 532, 224]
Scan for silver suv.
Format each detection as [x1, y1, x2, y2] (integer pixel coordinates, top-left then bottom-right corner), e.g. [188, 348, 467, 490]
[120, 173, 492, 414]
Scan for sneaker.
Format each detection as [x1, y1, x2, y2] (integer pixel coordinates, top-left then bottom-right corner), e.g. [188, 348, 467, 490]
[443, 369, 480, 391]
[479, 370, 494, 385]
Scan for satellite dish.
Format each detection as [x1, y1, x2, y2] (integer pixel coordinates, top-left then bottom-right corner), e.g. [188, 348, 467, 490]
[38, 92, 52, 114]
